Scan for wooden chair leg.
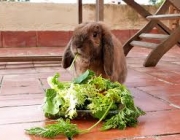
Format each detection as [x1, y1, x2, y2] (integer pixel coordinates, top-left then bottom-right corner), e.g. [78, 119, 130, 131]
[144, 25, 180, 67]
[122, 0, 151, 18]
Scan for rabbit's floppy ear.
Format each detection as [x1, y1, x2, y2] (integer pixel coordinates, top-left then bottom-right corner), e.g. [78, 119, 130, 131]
[100, 23, 114, 76]
[62, 38, 74, 68]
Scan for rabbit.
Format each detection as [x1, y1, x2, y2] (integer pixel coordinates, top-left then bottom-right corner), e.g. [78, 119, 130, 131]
[62, 21, 127, 84]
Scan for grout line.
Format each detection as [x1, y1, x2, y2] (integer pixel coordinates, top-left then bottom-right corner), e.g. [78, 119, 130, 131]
[144, 108, 173, 113]
[36, 31, 38, 47]
[0, 103, 42, 109]
[0, 75, 4, 94]
[0, 104, 42, 108]
[116, 136, 157, 140]
[136, 87, 180, 110]
[38, 78, 46, 92]
[130, 66, 178, 85]
[0, 92, 43, 96]
[1, 31, 3, 47]
[0, 75, 4, 86]
[0, 119, 46, 126]
[117, 132, 180, 140]
[155, 132, 180, 138]
[0, 119, 57, 126]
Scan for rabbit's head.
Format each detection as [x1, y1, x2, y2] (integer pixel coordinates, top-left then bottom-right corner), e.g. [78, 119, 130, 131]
[62, 22, 114, 76]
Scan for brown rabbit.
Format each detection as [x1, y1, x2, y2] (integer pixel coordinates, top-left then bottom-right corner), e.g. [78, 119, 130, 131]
[62, 21, 127, 83]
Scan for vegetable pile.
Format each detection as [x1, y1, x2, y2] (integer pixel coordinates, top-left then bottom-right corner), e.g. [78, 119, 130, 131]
[26, 70, 145, 139]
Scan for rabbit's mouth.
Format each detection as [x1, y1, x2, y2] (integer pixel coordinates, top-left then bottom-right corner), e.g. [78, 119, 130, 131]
[76, 52, 91, 61]
[74, 51, 92, 64]
[75, 49, 88, 58]
[77, 50, 99, 61]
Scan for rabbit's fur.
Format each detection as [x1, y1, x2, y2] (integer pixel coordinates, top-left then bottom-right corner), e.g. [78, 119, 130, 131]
[62, 22, 127, 83]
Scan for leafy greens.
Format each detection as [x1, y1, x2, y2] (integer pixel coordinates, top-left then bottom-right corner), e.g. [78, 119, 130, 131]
[26, 70, 145, 138]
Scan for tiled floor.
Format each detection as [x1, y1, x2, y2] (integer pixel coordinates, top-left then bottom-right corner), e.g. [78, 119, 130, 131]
[0, 46, 180, 140]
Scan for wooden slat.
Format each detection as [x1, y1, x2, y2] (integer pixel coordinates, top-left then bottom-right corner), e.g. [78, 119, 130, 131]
[139, 33, 169, 40]
[147, 14, 180, 20]
[130, 41, 158, 49]
[0, 55, 62, 62]
[96, 0, 104, 21]
[78, 0, 82, 23]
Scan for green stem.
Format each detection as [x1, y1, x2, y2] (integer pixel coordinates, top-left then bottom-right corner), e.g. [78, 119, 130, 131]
[69, 54, 79, 70]
[79, 101, 113, 134]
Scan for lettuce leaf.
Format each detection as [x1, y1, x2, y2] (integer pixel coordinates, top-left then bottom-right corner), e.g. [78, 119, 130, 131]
[43, 89, 62, 115]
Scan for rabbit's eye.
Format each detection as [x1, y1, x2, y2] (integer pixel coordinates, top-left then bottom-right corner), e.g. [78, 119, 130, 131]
[93, 32, 98, 38]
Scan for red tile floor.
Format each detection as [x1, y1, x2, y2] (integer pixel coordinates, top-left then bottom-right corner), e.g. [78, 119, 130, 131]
[0, 46, 180, 140]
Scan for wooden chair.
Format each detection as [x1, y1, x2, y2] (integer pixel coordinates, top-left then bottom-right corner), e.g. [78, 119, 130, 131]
[123, 0, 180, 67]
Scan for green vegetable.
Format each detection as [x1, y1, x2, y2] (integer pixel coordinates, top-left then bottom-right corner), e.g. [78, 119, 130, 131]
[73, 69, 95, 84]
[26, 101, 113, 139]
[26, 119, 79, 139]
[26, 70, 145, 139]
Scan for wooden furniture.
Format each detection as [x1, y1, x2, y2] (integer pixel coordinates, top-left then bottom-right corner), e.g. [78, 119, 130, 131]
[168, 5, 180, 30]
[78, 0, 104, 23]
[123, 0, 180, 67]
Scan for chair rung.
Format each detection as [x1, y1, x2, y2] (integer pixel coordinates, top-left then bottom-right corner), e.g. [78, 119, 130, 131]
[139, 33, 169, 40]
[147, 14, 180, 20]
[130, 41, 158, 49]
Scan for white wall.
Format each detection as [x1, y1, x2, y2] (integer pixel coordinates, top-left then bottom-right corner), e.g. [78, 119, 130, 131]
[0, 2, 158, 31]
